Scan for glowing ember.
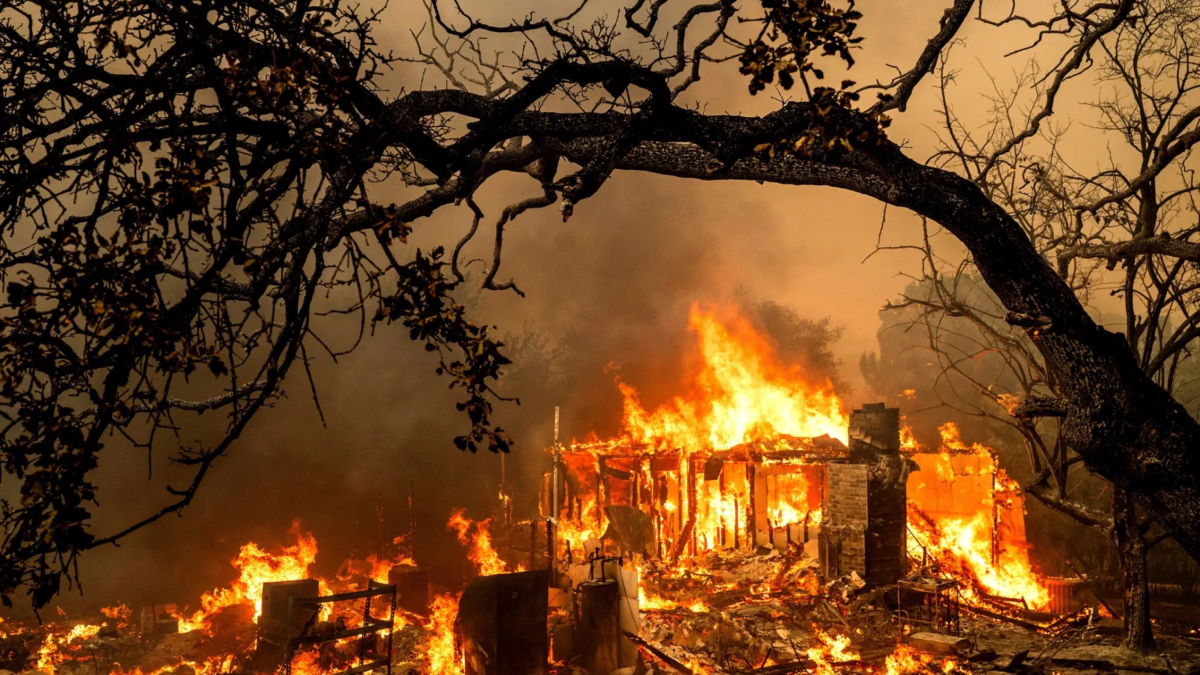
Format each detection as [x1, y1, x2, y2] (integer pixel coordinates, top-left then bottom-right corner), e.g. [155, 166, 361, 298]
[110, 656, 233, 675]
[175, 520, 319, 633]
[885, 643, 957, 675]
[637, 584, 708, 613]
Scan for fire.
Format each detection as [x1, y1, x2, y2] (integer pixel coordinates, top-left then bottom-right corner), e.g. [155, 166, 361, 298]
[101, 604, 132, 629]
[556, 305, 1051, 619]
[425, 594, 464, 675]
[908, 508, 1048, 610]
[447, 509, 525, 576]
[907, 423, 1049, 610]
[619, 306, 849, 453]
[766, 469, 820, 527]
[111, 656, 233, 675]
[996, 393, 1021, 416]
[886, 643, 957, 675]
[176, 520, 319, 633]
[555, 518, 599, 563]
[334, 550, 415, 585]
[805, 628, 859, 675]
[637, 585, 708, 613]
[34, 623, 103, 673]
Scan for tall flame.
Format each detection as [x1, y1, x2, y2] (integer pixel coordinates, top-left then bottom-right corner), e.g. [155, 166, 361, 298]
[569, 305, 1048, 613]
[425, 594, 465, 675]
[447, 509, 525, 577]
[176, 520, 319, 633]
[620, 306, 849, 453]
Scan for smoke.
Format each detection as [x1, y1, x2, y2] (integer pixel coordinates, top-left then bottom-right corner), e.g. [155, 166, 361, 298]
[31, 159, 911, 622]
[18, 0, 974, 617]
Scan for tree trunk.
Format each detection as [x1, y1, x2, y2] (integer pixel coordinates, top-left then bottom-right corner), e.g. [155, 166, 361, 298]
[1112, 488, 1154, 652]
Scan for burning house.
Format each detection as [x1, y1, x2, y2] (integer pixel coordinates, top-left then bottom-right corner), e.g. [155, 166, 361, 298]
[548, 402, 909, 587]
[3, 306, 1196, 675]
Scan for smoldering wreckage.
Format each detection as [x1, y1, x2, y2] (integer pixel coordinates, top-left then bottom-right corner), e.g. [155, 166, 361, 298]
[2, 309, 1198, 675]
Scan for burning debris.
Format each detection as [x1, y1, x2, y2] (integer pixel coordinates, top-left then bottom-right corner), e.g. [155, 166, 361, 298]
[4, 307, 1198, 675]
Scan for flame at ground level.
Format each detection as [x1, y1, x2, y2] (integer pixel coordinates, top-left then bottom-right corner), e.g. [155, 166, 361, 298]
[559, 305, 1049, 611]
[175, 520, 320, 634]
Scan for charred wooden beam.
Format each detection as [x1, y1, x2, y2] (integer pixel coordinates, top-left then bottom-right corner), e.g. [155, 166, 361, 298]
[620, 629, 694, 675]
[955, 602, 1045, 632]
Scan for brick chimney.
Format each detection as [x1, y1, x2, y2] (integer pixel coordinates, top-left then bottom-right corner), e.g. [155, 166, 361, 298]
[820, 403, 908, 587]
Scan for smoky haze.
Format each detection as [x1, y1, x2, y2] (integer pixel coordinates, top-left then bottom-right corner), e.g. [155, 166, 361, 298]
[57, 175, 919, 619]
[12, 0, 1074, 617]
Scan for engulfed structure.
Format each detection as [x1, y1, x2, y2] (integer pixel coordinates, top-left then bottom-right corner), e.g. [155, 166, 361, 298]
[549, 404, 909, 586]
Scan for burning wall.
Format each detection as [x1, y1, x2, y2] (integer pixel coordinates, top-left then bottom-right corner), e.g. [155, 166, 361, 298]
[905, 425, 1045, 609]
[0, 303, 1059, 675]
[545, 304, 1050, 612]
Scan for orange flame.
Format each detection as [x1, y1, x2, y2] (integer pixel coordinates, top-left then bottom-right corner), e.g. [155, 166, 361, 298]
[34, 623, 102, 673]
[447, 509, 525, 576]
[619, 306, 849, 453]
[425, 594, 464, 675]
[558, 305, 1050, 618]
[101, 604, 131, 630]
[908, 423, 1049, 610]
[886, 643, 957, 675]
[806, 628, 860, 675]
[110, 656, 234, 675]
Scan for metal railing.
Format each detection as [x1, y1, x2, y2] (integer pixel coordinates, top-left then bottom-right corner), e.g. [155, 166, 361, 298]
[281, 581, 397, 675]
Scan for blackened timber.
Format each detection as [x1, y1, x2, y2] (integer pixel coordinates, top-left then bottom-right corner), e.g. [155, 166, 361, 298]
[671, 514, 695, 563]
[747, 463, 757, 548]
[955, 602, 1046, 632]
